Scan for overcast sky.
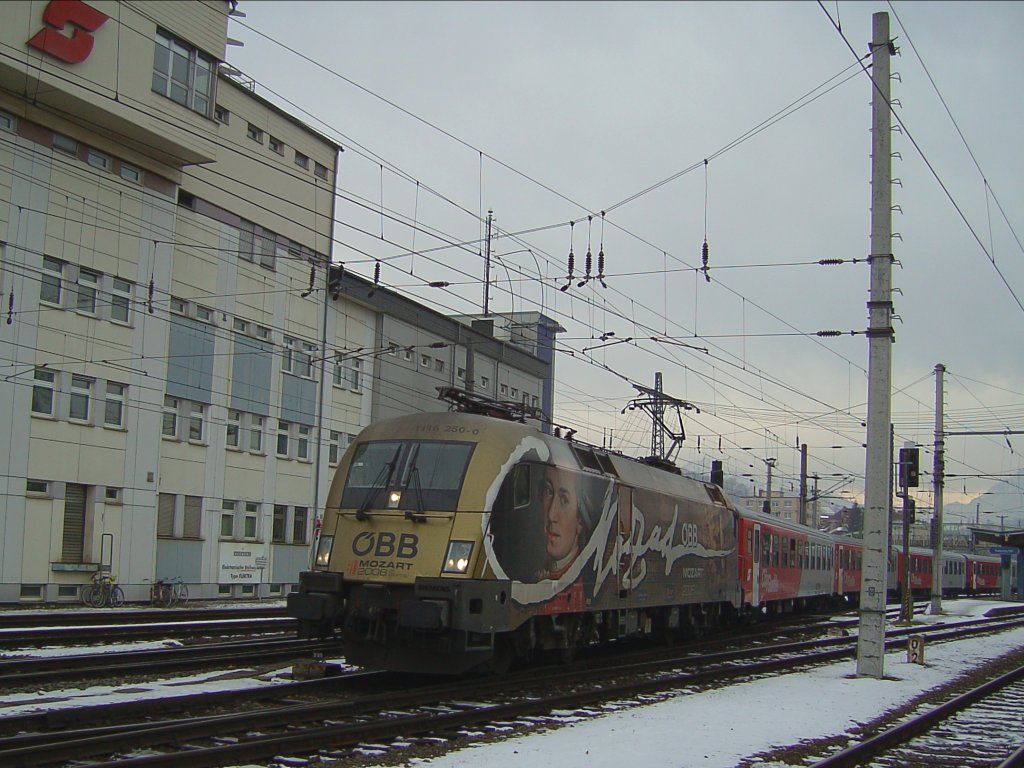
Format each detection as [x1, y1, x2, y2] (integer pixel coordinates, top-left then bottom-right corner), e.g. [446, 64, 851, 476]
[226, 1, 1024, 524]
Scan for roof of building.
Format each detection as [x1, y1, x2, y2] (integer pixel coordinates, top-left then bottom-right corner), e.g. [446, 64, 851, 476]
[219, 69, 344, 153]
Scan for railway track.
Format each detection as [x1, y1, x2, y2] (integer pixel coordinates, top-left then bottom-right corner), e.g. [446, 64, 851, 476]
[811, 654, 1024, 768]
[0, 605, 288, 630]
[2, 611, 1021, 767]
[0, 636, 340, 690]
[0, 612, 294, 648]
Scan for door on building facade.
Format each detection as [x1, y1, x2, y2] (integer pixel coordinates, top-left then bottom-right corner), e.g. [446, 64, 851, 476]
[62, 483, 88, 563]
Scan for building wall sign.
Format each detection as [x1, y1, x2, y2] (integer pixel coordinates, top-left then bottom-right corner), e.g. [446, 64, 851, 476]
[28, 0, 108, 65]
[218, 543, 269, 585]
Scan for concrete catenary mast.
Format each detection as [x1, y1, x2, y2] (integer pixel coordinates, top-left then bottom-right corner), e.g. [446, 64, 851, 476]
[857, 11, 896, 680]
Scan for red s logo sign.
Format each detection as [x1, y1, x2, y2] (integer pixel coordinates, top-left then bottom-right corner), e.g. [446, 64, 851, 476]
[28, 0, 108, 65]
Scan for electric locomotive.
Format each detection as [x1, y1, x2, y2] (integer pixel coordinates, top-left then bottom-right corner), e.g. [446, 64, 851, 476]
[289, 388, 740, 673]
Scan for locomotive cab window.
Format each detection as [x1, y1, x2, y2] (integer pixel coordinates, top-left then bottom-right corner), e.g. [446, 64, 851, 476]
[341, 439, 475, 512]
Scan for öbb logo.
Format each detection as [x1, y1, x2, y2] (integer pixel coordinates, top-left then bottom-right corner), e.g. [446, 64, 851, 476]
[28, 0, 108, 65]
[352, 532, 419, 559]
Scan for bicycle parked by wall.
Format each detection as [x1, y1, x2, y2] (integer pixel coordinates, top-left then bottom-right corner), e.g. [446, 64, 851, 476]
[81, 571, 125, 608]
[150, 576, 189, 608]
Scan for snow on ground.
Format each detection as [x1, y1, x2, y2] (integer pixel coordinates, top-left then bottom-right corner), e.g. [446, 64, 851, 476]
[1, 599, 1021, 768]
[364, 600, 1024, 768]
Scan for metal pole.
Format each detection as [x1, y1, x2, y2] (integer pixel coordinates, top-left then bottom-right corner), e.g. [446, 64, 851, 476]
[857, 11, 894, 679]
[483, 209, 493, 316]
[763, 458, 776, 515]
[900, 490, 911, 623]
[799, 444, 808, 526]
[930, 363, 945, 614]
[812, 475, 819, 529]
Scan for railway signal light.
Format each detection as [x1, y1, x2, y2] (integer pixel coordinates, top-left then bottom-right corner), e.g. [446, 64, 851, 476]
[898, 447, 919, 488]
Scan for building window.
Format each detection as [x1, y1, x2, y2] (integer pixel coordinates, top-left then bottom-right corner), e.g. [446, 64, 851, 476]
[281, 336, 294, 372]
[104, 486, 122, 503]
[27, 479, 50, 495]
[0, 110, 13, 132]
[40, 256, 63, 304]
[75, 268, 99, 313]
[246, 123, 263, 143]
[214, 104, 230, 123]
[256, 325, 271, 340]
[294, 151, 309, 169]
[220, 500, 235, 537]
[500, 384, 508, 397]
[110, 278, 132, 323]
[152, 29, 215, 116]
[435, 358, 445, 373]
[293, 507, 309, 543]
[297, 425, 310, 460]
[187, 402, 205, 442]
[329, 430, 342, 465]
[53, 132, 77, 155]
[295, 342, 315, 378]
[334, 357, 361, 390]
[233, 317, 249, 334]
[250, 415, 264, 453]
[86, 149, 110, 169]
[69, 375, 93, 421]
[226, 409, 241, 448]
[31, 368, 56, 415]
[243, 502, 258, 539]
[119, 163, 143, 183]
[182, 495, 202, 538]
[420, 354, 430, 368]
[314, 162, 329, 180]
[481, 376, 489, 389]
[238, 219, 277, 270]
[272, 505, 287, 543]
[170, 296, 187, 315]
[277, 421, 290, 457]
[269, 136, 284, 154]
[402, 348, 413, 362]
[195, 304, 213, 323]
[158, 493, 176, 537]
[104, 382, 126, 427]
[457, 367, 465, 380]
[162, 396, 178, 437]
[20, 585, 43, 599]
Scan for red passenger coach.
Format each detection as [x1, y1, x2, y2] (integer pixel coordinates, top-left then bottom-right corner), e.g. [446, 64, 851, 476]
[965, 554, 1001, 593]
[834, 538, 863, 602]
[892, 548, 934, 597]
[736, 508, 837, 613]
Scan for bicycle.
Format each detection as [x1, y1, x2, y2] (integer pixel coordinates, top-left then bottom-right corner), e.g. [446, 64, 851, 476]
[81, 571, 125, 608]
[150, 576, 189, 608]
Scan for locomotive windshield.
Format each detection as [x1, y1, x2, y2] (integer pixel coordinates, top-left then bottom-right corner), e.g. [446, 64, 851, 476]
[341, 439, 475, 512]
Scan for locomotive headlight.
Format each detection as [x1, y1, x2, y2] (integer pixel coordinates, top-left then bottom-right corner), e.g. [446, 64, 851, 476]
[442, 540, 474, 574]
[387, 490, 402, 508]
[314, 535, 334, 568]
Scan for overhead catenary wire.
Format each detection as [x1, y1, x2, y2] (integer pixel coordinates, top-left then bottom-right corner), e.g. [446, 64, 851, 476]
[4, 7, 1020, 496]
